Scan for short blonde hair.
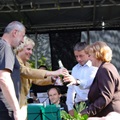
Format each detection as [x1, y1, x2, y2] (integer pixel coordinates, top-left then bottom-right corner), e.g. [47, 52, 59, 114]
[15, 36, 35, 54]
[85, 41, 112, 62]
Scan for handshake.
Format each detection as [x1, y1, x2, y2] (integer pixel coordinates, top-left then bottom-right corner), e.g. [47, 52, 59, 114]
[52, 68, 80, 86]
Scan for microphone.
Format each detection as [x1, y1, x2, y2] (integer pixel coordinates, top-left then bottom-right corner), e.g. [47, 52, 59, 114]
[41, 97, 49, 103]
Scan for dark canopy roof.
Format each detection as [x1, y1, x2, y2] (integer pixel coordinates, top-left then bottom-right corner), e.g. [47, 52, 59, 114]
[0, 0, 120, 33]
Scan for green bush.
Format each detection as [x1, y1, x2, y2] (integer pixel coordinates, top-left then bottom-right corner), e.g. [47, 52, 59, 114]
[61, 102, 88, 120]
[29, 55, 52, 70]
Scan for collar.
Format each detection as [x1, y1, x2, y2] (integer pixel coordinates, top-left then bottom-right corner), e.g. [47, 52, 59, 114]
[79, 60, 92, 67]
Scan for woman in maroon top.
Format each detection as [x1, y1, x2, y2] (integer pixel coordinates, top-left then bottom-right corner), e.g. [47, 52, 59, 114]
[80, 41, 120, 117]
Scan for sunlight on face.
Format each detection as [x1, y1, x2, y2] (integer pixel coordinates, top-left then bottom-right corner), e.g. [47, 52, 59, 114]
[20, 44, 33, 61]
[13, 29, 25, 47]
[48, 89, 61, 105]
[88, 54, 97, 67]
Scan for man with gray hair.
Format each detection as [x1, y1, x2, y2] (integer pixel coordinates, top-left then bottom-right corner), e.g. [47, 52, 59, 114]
[0, 21, 26, 120]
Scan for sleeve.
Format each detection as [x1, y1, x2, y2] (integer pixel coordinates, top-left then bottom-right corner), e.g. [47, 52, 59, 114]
[0, 44, 14, 71]
[66, 85, 76, 111]
[66, 67, 77, 111]
[32, 76, 53, 85]
[81, 67, 115, 116]
[17, 57, 53, 86]
[19, 59, 47, 79]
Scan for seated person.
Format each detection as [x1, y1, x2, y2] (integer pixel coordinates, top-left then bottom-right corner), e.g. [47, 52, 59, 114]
[47, 87, 68, 113]
[29, 90, 40, 103]
[38, 65, 48, 70]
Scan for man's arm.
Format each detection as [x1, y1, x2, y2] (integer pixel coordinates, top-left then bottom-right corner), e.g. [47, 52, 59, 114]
[0, 70, 20, 120]
[66, 85, 76, 116]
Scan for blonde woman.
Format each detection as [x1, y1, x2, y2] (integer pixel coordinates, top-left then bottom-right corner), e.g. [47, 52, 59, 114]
[80, 41, 120, 117]
[15, 36, 65, 119]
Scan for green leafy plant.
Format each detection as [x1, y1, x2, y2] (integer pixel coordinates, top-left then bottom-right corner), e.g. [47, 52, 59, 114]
[37, 55, 47, 67]
[74, 101, 86, 113]
[29, 55, 52, 70]
[61, 102, 88, 120]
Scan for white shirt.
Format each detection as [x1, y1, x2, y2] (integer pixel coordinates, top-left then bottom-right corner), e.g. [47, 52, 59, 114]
[66, 60, 98, 111]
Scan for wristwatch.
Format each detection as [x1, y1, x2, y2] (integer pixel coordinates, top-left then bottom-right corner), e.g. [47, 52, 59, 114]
[35, 98, 39, 101]
[76, 79, 81, 86]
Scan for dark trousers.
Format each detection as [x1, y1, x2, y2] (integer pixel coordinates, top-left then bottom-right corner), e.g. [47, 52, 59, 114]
[0, 111, 14, 120]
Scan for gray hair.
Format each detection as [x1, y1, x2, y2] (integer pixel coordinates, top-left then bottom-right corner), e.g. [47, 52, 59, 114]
[4, 21, 25, 33]
[73, 42, 88, 51]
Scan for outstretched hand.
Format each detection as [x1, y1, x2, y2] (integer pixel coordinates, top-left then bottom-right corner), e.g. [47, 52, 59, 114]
[63, 71, 77, 86]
